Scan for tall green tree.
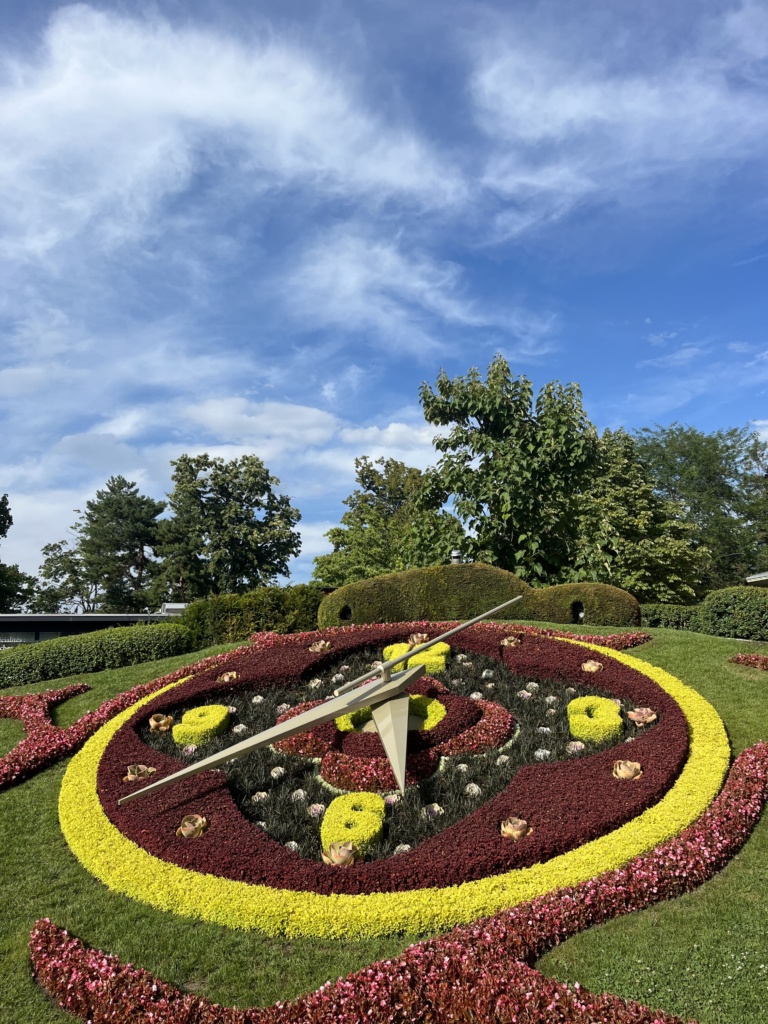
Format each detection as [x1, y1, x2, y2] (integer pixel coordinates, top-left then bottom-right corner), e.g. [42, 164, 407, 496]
[155, 454, 301, 601]
[311, 456, 465, 588]
[565, 430, 707, 602]
[0, 494, 36, 612]
[633, 423, 768, 592]
[417, 356, 599, 583]
[30, 539, 103, 612]
[74, 476, 165, 612]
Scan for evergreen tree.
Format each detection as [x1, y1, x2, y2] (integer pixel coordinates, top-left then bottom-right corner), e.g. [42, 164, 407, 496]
[311, 457, 465, 588]
[0, 494, 36, 612]
[155, 454, 301, 601]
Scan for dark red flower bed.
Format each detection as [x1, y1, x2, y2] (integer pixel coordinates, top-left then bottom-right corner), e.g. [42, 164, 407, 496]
[31, 742, 768, 1024]
[98, 629, 688, 894]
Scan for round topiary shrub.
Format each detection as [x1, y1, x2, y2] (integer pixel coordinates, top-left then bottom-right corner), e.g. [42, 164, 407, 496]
[695, 587, 768, 641]
[320, 792, 386, 854]
[171, 705, 231, 746]
[567, 696, 624, 745]
[317, 564, 534, 627]
[528, 583, 641, 627]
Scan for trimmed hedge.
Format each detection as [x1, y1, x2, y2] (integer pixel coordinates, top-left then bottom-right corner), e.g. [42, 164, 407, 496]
[182, 586, 324, 648]
[0, 623, 192, 689]
[527, 583, 640, 627]
[317, 564, 535, 628]
[695, 586, 768, 641]
[640, 603, 701, 631]
[317, 565, 640, 628]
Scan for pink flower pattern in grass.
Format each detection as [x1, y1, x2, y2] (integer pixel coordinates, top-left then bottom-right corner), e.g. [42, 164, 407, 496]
[728, 652, 768, 671]
[0, 649, 247, 793]
[30, 741, 768, 1024]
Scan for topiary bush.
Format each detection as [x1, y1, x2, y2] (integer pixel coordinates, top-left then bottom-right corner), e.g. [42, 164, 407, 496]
[526, 583, 640, 627]
[0, 623, 192, 689]
[640, 603, 701, 631]
[182, 585, 324, 648]
[317, 566, 640, 628]
[694, 587, 768, 641]
[317, 564, 535, 628]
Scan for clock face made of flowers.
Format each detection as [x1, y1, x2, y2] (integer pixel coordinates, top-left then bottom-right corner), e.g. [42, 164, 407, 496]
[59, 623, 729, 939]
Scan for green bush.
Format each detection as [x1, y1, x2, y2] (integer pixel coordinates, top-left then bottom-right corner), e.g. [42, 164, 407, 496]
[0, 622, 192, 689]
[527, 583, 641, 627]
[640, 603, 701, 631]
[694, 587, 768, 641]
[182, 585, 324, 648]
[318, 564, 535, 627]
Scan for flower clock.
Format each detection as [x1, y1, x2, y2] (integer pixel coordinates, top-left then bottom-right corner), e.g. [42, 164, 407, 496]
[16, 622, 768, 1023]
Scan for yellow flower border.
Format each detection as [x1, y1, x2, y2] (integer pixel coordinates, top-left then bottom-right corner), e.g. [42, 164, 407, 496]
[59, 640, 729, 939]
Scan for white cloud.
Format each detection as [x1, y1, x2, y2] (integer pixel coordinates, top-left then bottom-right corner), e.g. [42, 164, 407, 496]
[646, 331, 678, 347]
[638, 345, 705, 369]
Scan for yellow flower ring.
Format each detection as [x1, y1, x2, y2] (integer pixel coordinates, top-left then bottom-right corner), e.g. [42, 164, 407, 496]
[59, 637, 729, 938]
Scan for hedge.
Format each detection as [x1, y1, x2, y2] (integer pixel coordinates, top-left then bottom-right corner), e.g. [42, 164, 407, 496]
[695, 586, 768, 641]
[182, 586, 324, 648]
[317, 565, 640, 628]
[640, 603, 701, 631]
[0, 623, 192, 689]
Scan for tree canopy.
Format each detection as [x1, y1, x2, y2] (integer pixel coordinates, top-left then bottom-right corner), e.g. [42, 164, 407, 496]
[155, 454, 302, 601]
[418, 355, 599, 583]
[0, 494, 36, 613]
[311, 457, 465, 588]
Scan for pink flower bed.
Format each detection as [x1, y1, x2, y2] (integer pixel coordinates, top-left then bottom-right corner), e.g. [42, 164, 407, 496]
[0, 649, 247, 792]
[30, 740, 768, 1024]
[728, 652, 768, 671]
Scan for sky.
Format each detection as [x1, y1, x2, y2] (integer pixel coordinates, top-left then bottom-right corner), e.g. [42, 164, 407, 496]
[1, 0, 767, 587]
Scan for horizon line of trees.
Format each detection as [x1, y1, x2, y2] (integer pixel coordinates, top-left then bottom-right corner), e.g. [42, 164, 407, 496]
[1, 355, 766, 613]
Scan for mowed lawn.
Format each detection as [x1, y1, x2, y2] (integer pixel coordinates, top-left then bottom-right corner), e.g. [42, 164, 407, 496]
[1, 627, 766, 1024]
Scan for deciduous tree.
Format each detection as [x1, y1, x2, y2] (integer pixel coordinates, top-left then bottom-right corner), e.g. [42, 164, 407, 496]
[0, 495, 36, 612]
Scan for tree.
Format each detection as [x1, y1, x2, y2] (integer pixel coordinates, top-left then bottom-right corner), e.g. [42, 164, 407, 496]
[633, 423, 768, 593]
[155, 454, 301, 601]
[30, 540, 103, 613]
[71, 476, 165, 612]
[0, 495, 37, 612]
[311, 457, 465, 588]
[564, 430, 708, 602]
[417, 356, 599, 583]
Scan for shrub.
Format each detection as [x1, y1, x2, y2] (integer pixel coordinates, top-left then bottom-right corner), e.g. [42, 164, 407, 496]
[526, 583, 640, 627]
[317, 564, 534, 627]
[695, 586, 768, 641]
[567, 696, 624, 745]
[182, 586, 324, 648]
[0, 623, 192, 689]
[640, 603, 701, 631]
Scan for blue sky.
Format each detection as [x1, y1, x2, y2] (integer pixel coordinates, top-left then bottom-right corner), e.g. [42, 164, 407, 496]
[1, 0, 767, 585]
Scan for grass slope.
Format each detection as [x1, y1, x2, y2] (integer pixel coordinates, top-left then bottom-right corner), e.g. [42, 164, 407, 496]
[0, 628, 766, 1024]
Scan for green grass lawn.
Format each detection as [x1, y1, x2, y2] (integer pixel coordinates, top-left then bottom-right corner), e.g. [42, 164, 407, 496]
[1, 627, 767, 1024]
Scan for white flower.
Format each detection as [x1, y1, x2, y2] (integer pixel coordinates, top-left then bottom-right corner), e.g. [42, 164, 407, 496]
[182, 744, 198, 756]
[455, 653, 468, 662]
[384, 793, 400, 807]
[481, 669, 495, 680]
[463, 662, 473, 668]
[484, 682, 495, 691]
[495, 754, 510, 766]
[308, 679, 323, 689]
[516, 690, 532, 700]
[393, 844, 412, 855]
[290, 789, 307, 803]
[308, 803, 326, 817]
[566, 741, 585, 754]
[455, 763, 469, 772]
[251, 695, 264, 705]
[276, 703, 291, 715]
[525, 682, 539, 693]
[270, 766, 286, 780]
[421, 803, 444, 819]
[255, 820, 267, 829]
[251, 791, 269, 803]
[232, 724, 248, 735]
[565, 687, 577, 696]
[534, 748, 552, 760]
[227, 705, 237, 714]
[469, 691, 483, 700]
[537, 726, 552, 734]
[465, 783, 482, 797]
[546, 708, 557, 716]
[340, 664, 350, 672]
[285, 841, 300, 852]
[545, 695, 558, 705]
[332, 673, 345, 684]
